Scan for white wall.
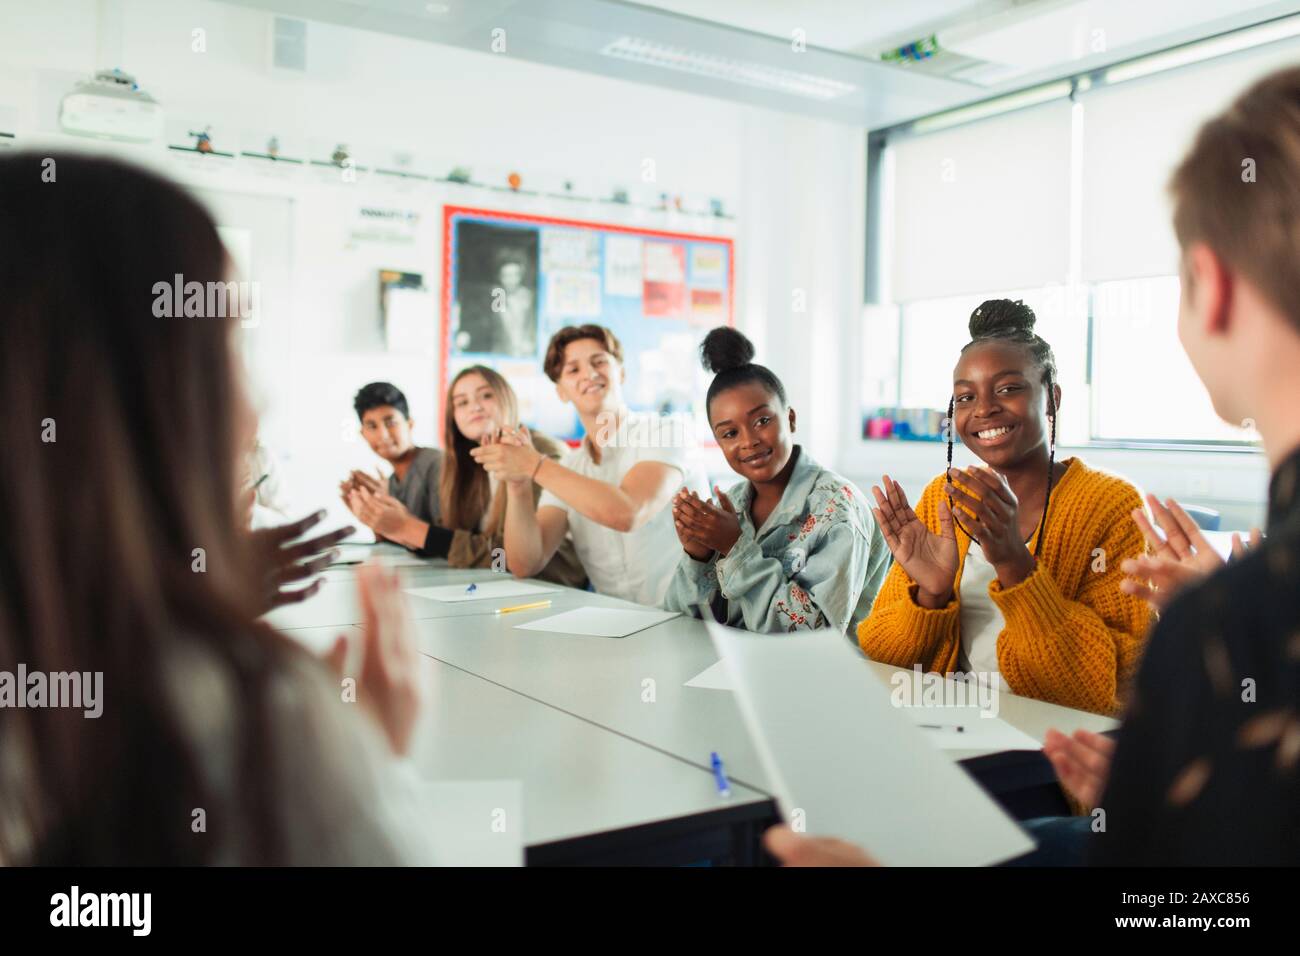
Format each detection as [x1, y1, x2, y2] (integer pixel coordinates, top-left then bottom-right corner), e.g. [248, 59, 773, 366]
[0, 0, 865, 525]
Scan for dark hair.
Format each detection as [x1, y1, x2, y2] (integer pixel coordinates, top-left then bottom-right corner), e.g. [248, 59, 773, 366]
[543, 324, 624, 382]
[700, 326, 787, 421]
[353, 381, 409, 421]
[946, 299, 1058, 558]
[0, 153, 294, 863]
[963, 299, 1057, 383]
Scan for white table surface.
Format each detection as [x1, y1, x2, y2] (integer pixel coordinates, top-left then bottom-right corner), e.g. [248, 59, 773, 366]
[275, 560, 1119, 848]
[279, 625, 770, 849]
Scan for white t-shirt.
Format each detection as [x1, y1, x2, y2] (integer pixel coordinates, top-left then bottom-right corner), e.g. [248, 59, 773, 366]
[538, 412, 707, 607]
[957, 546, 1011, 691]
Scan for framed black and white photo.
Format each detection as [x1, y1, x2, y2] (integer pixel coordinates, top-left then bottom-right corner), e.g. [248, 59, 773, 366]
[451, 219, 540, 358]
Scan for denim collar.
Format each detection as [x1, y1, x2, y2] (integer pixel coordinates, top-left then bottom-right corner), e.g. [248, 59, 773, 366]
[729, 445, 823, 535]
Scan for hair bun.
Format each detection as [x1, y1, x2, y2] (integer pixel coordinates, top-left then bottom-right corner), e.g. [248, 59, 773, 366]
[700, 326, 756, 374]
[969, 298, 1037, 339]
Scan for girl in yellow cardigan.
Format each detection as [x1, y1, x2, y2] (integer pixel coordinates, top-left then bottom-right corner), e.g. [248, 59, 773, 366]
[857, 299, 1152, 715]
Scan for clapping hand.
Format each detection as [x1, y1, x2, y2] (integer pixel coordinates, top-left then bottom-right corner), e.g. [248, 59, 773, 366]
[871, 474, 959, 608]
[671, 488, 715, 560]
[944, 466, 1037, 587]
[672, 487, 741, 557]
[470, 425, 543, 485]
[340, 469, 383, 520]
[1043, 728, 1115, 809]
[347, 485, 415, 540]
[249, 510, 355, 613]
[323, 563, 422, 756]
[1119, 493, 1262, 612]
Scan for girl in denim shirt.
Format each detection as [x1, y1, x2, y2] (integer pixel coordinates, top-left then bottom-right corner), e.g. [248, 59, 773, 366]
[664, 328, 890, 633]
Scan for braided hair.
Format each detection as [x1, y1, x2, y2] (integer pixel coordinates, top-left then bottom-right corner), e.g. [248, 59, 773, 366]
[945, 299, 1058, 558]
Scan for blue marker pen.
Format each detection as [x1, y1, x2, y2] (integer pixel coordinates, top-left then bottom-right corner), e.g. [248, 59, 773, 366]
[710, 751, 731, 798]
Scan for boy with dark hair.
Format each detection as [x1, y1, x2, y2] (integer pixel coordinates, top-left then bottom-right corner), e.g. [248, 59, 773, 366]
[341, 381, 444, 548]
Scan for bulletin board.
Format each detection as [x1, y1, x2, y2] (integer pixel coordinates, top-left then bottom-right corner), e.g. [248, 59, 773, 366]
[441, 205, 735, 443]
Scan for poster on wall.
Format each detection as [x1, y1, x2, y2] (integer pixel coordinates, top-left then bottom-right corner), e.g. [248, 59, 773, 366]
[642, 241, 687, 318]
[451, 219, 539, 358]
[442, 206, 734, 442]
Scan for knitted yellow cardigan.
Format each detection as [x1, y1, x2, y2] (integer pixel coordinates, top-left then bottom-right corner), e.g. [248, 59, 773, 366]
[856, 458, 1153, 716]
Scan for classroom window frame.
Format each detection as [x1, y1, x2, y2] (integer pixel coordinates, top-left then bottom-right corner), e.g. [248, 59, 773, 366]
[862, 48, 1277, 456]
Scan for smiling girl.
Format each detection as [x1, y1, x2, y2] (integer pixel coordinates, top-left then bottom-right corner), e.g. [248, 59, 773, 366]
[664, 327, 890, 632]
[857, 300, 1152, 715]
[341, 367, 585, 584]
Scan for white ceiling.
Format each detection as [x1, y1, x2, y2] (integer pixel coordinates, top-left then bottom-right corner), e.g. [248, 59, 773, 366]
[624, 0, 999, 57]
[217, 0, 1300, 127]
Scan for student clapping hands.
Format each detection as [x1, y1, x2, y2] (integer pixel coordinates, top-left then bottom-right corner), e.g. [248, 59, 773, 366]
[468, 422, 544, 485]
[663, 327, 888, 632]
[346, 482, 419, 543]
[858, 299, 1150, 715]
[943, 465, 1041, 586]
[386, 367, 586, 584]
[671, 487, 741, 559]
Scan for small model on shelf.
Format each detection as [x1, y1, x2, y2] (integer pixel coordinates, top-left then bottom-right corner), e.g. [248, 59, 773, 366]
[189, 125, 214, 154]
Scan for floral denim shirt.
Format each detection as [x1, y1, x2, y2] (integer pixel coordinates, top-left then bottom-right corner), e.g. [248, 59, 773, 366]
[663, 446, 891, 634]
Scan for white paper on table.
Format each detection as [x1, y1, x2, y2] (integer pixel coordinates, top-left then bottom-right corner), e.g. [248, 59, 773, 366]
[685, 659, 733, 690]
[707, 622, 1035, 867]
[404, 580, 557, 603]
[514, 607, 678, 638]
[417, 780, 523, 867]
[332, 544, 432, 568]
[901, 705, 1043, 752]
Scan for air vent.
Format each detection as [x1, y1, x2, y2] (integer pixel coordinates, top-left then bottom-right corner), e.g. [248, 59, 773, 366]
[273, 16, 308, 72]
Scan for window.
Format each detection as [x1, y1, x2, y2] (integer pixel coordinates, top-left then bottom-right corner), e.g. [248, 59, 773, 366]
[862, 277, 1255, 448]
[864, 284, 1090, 446]
[867, 33, 1300, 450]
[1090, 276, 1249, 444]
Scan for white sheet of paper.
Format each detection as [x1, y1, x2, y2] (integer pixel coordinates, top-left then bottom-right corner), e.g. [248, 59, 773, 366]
[901, 705, 1043, 752]
[707, 622, 1035, 867]
[404, 580, 558, 603]
[332, 544, 432, 568]
[685, 659, 733, 690]
[514, 607, 678, 638]
[417, 780, 523, 867]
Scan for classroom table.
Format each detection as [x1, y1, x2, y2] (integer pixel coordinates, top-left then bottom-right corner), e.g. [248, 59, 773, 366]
[277, 554, 1120, 861]
[407, 607, 1117, 816]
[281, 624, 777, 865]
